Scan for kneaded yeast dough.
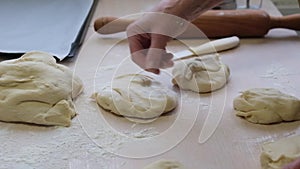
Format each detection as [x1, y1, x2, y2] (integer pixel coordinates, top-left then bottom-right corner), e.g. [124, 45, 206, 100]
[92, 74, 177, 121]
[261, 135, 300, 169]
[172, 54, 230, 93]
[234, 88, 300, 124]
[143, 160, 185, 169]
[0, 52, 83, 127]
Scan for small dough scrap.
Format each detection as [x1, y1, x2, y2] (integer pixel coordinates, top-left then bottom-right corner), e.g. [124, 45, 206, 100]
[234, 88, 300, 124]
[143, 160, 185, 169]
[92, 74, 177, 121]
[172, 54, 230, 93]
[260, 135, 300, 169]
[0, 51, 83, 127]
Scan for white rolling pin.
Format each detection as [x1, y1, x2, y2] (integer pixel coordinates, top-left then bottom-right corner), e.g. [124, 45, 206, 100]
[172, 36, 240, 60]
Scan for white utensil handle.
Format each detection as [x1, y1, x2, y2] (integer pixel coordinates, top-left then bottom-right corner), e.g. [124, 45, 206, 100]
[189, 36, 240, 55]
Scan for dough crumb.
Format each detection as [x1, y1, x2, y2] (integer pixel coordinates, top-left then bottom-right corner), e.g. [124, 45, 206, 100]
[143, 160, 185, 169]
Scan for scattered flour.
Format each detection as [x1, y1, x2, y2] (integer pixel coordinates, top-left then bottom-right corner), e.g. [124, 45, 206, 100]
[260, 63, 293, 79]
[260, 63, 298, 92]
[123, 127, 159, 139]
[233, 131, 298, 146]
[0, 92, 162, 169]
[97, 64, 118, 72]
[0, 119, 126, 169]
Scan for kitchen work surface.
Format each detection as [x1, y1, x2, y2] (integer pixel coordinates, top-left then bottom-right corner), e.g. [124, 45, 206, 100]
[0, 0, 300, 169]
[0, 0, 96, 60]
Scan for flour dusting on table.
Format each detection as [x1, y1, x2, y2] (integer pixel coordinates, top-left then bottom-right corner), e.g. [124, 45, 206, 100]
[0, 118, 126, 169]
[260, 63, 298, 92]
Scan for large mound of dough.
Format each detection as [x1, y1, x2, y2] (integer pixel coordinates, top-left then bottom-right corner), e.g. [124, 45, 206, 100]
[172, 54, 230, 93]
[234, 88, 300, 124]
[143, 160, 185, 169]
[92, 74, 177, 121]
[260, 135, 300, 169]
[0, 52, 83, 127]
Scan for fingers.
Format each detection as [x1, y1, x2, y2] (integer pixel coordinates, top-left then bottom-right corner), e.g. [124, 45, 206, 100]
[144, 49, 173, 74]
[127, 34, 150, 69]
[127, 31, 174, 74]
[146, 34, 172, 69]
[160, 53, 174, 69]
[126, 17, 175, 74]
[127, 23, 151, 69]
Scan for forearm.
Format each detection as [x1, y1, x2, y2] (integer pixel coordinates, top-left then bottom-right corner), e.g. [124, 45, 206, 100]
[152, 0, 223, 21]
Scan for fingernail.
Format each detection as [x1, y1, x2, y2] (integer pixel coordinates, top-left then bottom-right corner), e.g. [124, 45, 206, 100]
[146, 68, 160, 74]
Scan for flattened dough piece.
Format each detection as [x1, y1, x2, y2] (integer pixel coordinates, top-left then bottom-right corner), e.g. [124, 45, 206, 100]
[233, 88, 300, 124]
[261, 135, 300, 169]
[143, 160, 185, 169]
[172, 54, 230, 93]
[92, 74, 177, 121]
[0, 52, 83, 127]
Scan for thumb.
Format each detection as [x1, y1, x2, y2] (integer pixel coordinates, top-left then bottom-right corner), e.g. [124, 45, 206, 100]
[145, 34, 172, 73]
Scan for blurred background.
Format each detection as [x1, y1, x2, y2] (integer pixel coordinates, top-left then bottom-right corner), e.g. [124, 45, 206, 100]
[272, 0, 300, 35]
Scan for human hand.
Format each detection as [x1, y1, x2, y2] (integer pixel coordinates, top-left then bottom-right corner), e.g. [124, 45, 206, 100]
[283, 158, 300, 169]
[126, 0, 223, 74]
[126, 13, 186, 74]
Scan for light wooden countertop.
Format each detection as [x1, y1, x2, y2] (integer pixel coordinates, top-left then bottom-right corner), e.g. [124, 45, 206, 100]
[0, 0, 299, 169]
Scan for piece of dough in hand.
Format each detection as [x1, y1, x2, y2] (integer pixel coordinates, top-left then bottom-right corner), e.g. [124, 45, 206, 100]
[234, 88, 300, 124]
[143, 160, 185, 169]
[92, 74, 177, 122]
[260, 135, 300, 169]
[0, 52, 83, 127]
[172, 54, 230, 93]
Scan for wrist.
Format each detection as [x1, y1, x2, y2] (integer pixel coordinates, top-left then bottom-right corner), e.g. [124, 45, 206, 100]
[152, 0, 223, 21]
[151, 0, 188, 19]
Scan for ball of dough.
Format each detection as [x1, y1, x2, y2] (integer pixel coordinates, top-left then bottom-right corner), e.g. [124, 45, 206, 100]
[92, 74, 177, 121]
[172, 54, 230, 93]
[0, 52, 83, 127]
[234, 88, 300, 124]
[260, 135, 300, 169]
[143, 160, 185, 169]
